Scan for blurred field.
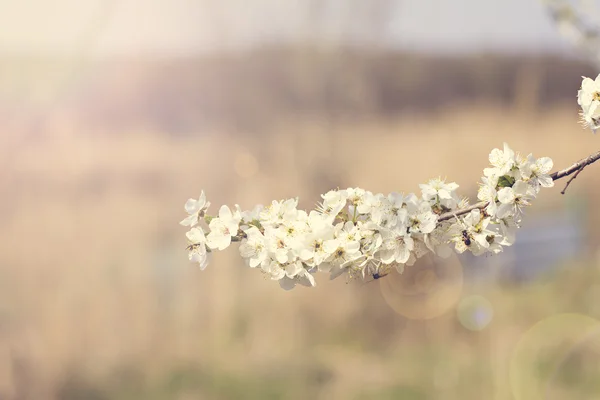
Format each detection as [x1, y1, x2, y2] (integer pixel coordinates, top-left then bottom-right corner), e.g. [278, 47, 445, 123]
[2, 88, 600, 399]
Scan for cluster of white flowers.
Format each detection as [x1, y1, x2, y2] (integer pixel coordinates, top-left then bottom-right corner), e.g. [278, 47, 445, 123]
[473, 143, 554, 253]
[178, 74, 600, 291]
[180, 143, 556, 290]
[579, 74, 600, 132]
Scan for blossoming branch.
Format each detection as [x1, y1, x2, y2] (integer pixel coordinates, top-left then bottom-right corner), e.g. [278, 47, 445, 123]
[179, 75, 600, 291]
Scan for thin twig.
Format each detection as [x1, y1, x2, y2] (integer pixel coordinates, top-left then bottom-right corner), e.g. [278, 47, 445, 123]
[438, 150, 600, 222]
[549, 151, 600, 180]
[438, 201, 490, 222]
[560, 164, 585, 194]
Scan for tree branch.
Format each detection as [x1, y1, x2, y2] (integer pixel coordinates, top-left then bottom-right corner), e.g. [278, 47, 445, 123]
[438, 150, 600, 222]
[549, 151, 600, 180]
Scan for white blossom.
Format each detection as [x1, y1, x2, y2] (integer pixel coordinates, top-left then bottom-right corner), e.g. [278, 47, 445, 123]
[263, 260, 286, 280]
[279, 268, 316, 291]
[497, 215, 519, 246]
[477, 181, 498, 216]
[419, 178, 460, 210]
[356, 191, 383, 215]
[317, 189, 348, 222]
[496, 180, 533, 219]
[384, 192, 409, 228]
[528, 156, 555, 189]
[424, 226, 453, 258]
[451, 210, 494, 255]
[186, 227, 209, 270]
[578, 74, 600, 132]
[180, 191, 211, 227]
[298, 214, 335, 267]
[378, 228, 414, 265]
[487, 143, 516, 176]
[206, 205, 242, 250]
[406, 195, 438, 234]
[321, 222, 362, 278]
[260, 198, 299, 227]
[240, 204, 264, 230]
[239, 226, 268, 268]
[346, 187, 367, 216]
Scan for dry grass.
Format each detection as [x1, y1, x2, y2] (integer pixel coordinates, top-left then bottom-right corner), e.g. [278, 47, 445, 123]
[1, 105, 600, 399]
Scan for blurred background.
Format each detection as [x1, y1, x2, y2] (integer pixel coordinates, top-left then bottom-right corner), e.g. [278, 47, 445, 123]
[2, 0, 600, 399]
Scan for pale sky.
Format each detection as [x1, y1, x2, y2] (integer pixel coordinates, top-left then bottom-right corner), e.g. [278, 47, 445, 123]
[0, 0, 582, 56]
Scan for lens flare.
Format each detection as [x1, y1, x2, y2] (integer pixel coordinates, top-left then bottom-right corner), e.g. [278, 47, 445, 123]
[510, 314, 600, 400]
[457, 295, 493, 331]
[379, 253, 463, 320]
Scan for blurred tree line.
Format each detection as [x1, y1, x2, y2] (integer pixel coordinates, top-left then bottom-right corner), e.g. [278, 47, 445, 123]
[0, 0, 596, 134]
[65, 51, 594, 133]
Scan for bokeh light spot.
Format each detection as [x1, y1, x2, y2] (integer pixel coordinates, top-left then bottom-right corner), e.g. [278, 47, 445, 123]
[510, 314, 600, 400]
[456, 295, 493, 331]
[379, 253, 463, 320]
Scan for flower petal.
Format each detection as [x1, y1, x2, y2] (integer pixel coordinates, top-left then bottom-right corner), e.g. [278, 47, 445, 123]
[497, 187, 515, 204]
